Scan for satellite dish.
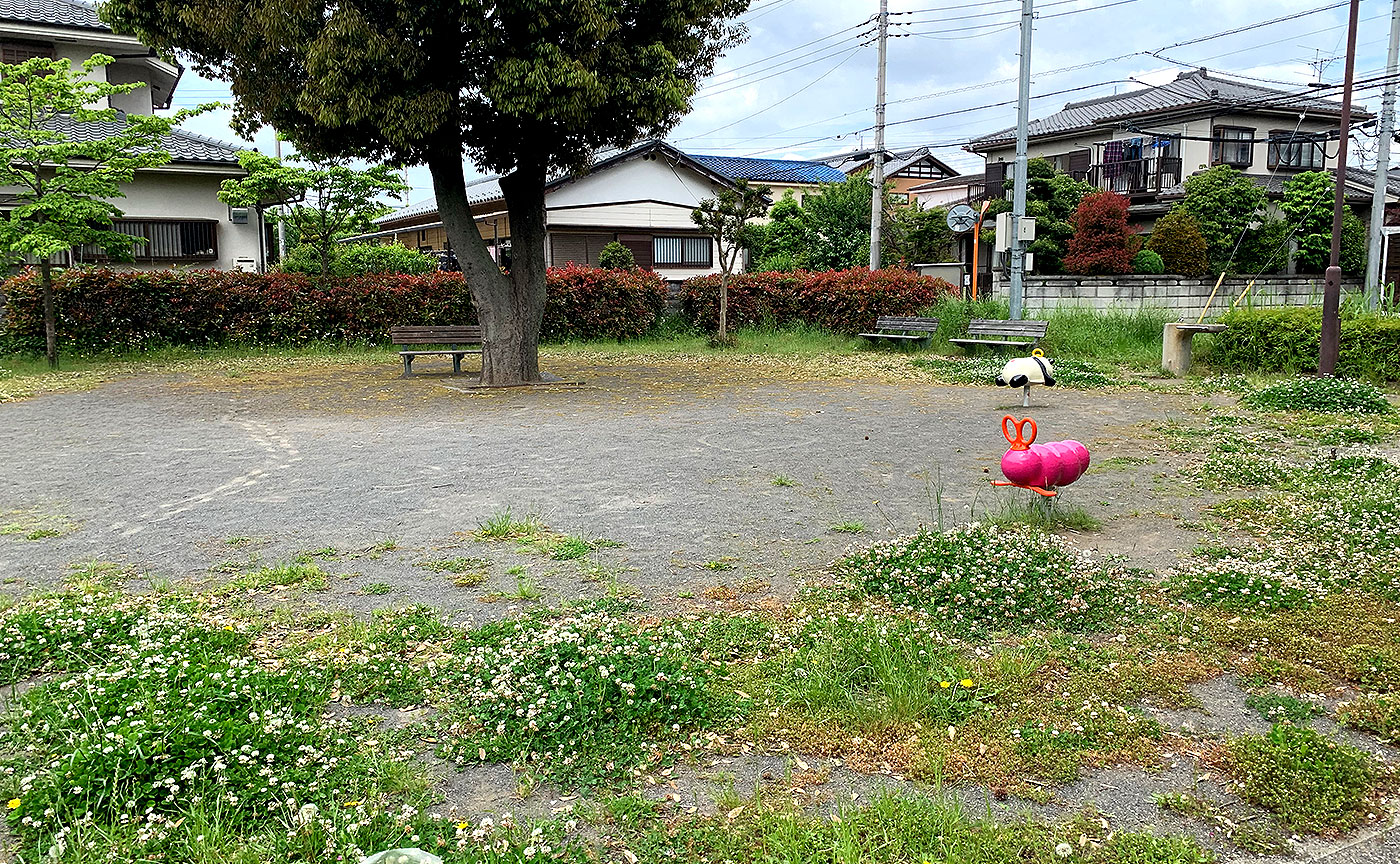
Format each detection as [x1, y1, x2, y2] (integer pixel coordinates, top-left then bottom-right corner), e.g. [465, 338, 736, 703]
[946, 203, 978, 233]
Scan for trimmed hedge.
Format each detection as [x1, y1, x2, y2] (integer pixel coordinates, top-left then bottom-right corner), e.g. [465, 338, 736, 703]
[0, 265, 669, 353]
[681, 268, 957, 334]
[1201, 307, 1400, 382]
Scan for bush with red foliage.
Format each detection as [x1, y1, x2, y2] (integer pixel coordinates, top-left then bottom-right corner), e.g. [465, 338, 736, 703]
[682, 268, 955, 334]
[0, 266, 669, 353]
[1063, 190, 1134, 276]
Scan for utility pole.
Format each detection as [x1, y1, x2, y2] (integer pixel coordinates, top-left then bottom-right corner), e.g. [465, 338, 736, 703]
[273, 134, 287, 262]
[1365, 0, 1400, 309]
[1320, 0, 1361, 375]
[868, 0, 889, 271]
[1008, 0, 1033, 320]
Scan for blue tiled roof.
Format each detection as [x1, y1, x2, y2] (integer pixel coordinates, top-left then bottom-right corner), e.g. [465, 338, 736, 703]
[688, 154, 846, 184]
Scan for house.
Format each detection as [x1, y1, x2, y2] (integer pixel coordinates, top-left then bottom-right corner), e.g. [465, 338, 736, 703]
[359, 140, 846, 279]
[909, 172, 986, 209]
[967, 68, 1372, 221]
[815, 146, 960, 202]
[0, 0, 262, 270]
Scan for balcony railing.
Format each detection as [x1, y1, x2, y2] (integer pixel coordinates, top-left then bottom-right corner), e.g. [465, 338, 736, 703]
[1085, 156, 1183, 197]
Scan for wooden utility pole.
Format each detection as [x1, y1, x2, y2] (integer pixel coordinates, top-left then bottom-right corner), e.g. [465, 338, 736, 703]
[1320, 0, 1361, 375]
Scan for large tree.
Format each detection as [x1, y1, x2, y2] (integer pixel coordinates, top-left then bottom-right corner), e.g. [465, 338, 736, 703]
[217, 151, 408, 276]
[0, 54, 204, 368]
[104, 0, 748, 384]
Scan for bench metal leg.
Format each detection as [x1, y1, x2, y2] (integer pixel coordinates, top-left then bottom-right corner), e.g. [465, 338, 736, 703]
[401, 354, 414, 378]
[452, 353, 463, 375]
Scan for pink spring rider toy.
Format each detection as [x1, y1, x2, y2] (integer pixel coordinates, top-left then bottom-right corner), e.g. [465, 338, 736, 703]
[994, 415, 1090, 498]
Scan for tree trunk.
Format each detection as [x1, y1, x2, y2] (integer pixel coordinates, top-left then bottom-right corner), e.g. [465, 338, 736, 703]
[40, 259, 57, 370]
[717, 270, 729, 342]
[427, 136, 545, 385]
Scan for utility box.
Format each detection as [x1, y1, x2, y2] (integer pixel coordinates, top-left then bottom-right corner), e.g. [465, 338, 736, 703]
[993, 213, 1036, 251]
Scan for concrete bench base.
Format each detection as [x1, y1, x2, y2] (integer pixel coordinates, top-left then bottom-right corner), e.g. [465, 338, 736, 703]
[1162, 323, 1226, 376]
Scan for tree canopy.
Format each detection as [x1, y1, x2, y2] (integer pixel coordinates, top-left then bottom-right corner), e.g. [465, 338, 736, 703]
[0, 54, 205, 367]
[1178, 165, 1265, 273]
[104, 0, 749, 383]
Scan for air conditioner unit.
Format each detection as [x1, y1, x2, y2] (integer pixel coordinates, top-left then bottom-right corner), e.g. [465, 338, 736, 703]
[228, 206, 250, 224]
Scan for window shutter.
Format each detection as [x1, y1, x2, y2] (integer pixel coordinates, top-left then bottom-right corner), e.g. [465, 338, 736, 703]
[985, 162, 1007, 199]
[618, 234, 653, 269]
[550, 234, 589, 267]
[1067, 150, 1091, 179]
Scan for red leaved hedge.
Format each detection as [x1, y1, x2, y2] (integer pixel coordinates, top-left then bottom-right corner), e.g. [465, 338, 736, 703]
[681, 268, 956, 334]
[0, 266, 669, 353]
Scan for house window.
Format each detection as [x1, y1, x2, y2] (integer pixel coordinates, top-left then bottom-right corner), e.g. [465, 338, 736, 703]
[1212, 126, 1255, 167]
[110, 219, 218, 260]
[0, 41, 55, 64]
[653, 236, 712, 267]
[1268, 131, 1325, 170]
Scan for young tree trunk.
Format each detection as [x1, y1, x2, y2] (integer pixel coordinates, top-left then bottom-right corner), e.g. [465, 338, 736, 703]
[717, 271, 729, 342]
[39, 259, 57, 370]
[427, 137, 545, 385]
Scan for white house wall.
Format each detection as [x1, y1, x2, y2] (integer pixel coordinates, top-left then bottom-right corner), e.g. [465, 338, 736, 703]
[548, 156, 723, 209]
[115, 170, 263, 271]
[548, 202, 700, 231]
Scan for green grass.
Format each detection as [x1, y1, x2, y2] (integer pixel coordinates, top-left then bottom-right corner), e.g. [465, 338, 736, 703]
[1338, 693, 1400, 742]
[986, 496, 1102, 531]
[416, 556, 491, 586]
[363, 581, 393, 595]
[552, 320, 866, 356]
[829, 521, 866, 534]
[475, 508, 543, 540]
[218, 562, 329, 594]
[1224, 724, 1379, 834]
[771, 474, 795, 487]
[1244, 693, 1321, 724]
[1040, 305, 1174, 368]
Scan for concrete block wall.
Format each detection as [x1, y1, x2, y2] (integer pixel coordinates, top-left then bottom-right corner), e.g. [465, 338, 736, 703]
[1017, 275, 1360, 317]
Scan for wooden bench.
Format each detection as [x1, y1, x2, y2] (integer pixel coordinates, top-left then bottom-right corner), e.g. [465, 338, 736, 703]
[949, 318, 1049, 351]
[389, 326, 483, 378]
[858, 316, 940, 346]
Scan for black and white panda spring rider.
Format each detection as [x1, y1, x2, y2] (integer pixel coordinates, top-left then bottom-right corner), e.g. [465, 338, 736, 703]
[995, 348, 1055, 407]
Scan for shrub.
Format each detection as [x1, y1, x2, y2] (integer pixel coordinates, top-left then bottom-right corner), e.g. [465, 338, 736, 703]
[0, 266, 668, 352]
[1225, 724, 1378, 834]
[1131, 249, 1165, 275]
[541, 263, 667, 341]
[1242, 376, 1392, 415]
[681, 268, 955, 334]
[1179, 165, 1266, 272]
[833, 524, 1148, 634]
[597, 240, 635, 270]
[1063, 190, 1133, 275]
[279, 241, 438, 276]
[1202, 307, 1400, 382]
[1146, 208, 1210, 276]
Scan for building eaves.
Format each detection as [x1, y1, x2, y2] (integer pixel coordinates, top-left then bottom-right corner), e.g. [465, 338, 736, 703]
[908, 172, 984, 192]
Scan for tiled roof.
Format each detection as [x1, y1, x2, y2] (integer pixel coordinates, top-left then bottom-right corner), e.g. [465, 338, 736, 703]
[0, 0, 107, 30]
[688, 153, 846, 184]
[1345, 166, 1400, 198]
[376, 175, 502, 225]
[30, 113, 241, 165]
[971, 69, 1354, 149]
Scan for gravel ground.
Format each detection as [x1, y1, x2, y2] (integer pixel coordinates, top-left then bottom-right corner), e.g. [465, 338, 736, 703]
[1, 355, 1394, 861]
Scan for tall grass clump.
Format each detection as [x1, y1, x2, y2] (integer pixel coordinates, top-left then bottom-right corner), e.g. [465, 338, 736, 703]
[1040, 305, 1173, 367]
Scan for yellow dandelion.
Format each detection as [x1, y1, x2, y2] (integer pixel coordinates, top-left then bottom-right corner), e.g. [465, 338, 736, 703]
[6, 799, 19, 810]
[961, 679, 974, 687]
[343, 800, 361, 808]
[223, 624, 235, 631]
[939, 681, 951, 689]
[456, 821, 470, 831]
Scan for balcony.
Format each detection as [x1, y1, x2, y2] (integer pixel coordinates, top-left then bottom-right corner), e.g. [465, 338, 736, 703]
[1085, 156, 1183, 197]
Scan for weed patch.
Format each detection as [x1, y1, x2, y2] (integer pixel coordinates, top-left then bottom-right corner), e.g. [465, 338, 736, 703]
[1224, 724, 1381, 834]
[475, 508, 543, 540]
[1242, 376, 1392, 415]
[1338, 693, 1400, 742]
[835, 524, 1147, 634]
[218, 561, 329, 594]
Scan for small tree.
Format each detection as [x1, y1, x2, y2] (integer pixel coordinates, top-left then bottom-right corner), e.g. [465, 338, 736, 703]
[692, 179, 770, 345]
[218, 151, 407, 277]
[882, 204, 956, 266]
[1132, 249, 1165, 275]
[1063, 190, 1133, 275]
[597, 241, 636, 270]
[1146, 208, 1210, 276]
[1279, 171, 1366, 276]
[0, 55, 206, 368]
[1179, 165, 1266, 272]
[802, 173, 886, 271]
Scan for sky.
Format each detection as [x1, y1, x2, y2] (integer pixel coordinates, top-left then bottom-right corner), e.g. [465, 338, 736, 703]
[163, 0, 1399, 209]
